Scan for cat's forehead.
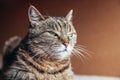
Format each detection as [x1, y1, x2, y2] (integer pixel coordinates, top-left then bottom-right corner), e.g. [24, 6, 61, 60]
[42, 16, 73, 28]
[42, 17, 73, 30]
[45, 16, 68, 23]
[31, 16, 75, 34]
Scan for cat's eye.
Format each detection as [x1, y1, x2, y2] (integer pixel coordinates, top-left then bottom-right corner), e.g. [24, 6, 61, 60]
[48, 31, 58, 37]
[69, 33, 76, 38]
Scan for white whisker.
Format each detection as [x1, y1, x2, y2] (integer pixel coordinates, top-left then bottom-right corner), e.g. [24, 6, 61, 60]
[72, 50, 85, 63]
[72, 44, 93, 63]
[31, 53, 40, 59]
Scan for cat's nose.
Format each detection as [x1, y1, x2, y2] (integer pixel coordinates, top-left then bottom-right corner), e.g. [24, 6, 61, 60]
[63, 42, 69, 47]
[62, 38, 69, 47]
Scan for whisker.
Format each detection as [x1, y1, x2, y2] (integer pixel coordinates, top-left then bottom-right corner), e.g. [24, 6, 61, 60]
[76, 48, 89, 57]
[31, 53, 40, 59]
[72, 48, 85, 58]
[72, 44, 94, 63]
[36, 48, 51, 62]
[74, 48, 85, 57]
[72, 50, 85, 63]
[75, 45, 92, 57]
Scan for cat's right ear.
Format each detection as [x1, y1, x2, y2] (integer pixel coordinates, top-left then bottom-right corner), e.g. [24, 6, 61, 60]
[28, 5, 45, 23]
[65, 10, 73, 21]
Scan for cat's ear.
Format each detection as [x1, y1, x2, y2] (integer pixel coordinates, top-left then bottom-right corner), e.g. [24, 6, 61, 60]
[28, 5, 45, 22]
[65, 10, 73, 21]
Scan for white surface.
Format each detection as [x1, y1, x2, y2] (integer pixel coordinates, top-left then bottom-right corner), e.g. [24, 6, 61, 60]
[74, 75, 120, 80]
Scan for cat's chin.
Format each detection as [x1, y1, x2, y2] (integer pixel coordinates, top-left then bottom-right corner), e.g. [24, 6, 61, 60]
[56, 50, 71, 59]
[53, 45, 73, 59]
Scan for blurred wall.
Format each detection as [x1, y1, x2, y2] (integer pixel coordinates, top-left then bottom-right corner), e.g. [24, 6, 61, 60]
[1, 0, 120, 77]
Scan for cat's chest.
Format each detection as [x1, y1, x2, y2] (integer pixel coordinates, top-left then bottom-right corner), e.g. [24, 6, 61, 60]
[4, 65, 73, 80]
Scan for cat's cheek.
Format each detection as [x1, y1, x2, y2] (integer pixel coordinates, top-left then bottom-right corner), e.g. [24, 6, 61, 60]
[67, 45, 72, 52]
[57, 51, 71, 59]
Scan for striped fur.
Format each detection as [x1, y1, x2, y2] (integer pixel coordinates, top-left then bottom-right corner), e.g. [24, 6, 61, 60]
[1, 5, 77, 80]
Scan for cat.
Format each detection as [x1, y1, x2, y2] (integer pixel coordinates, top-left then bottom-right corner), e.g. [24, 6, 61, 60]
[1, 5, 77, 80]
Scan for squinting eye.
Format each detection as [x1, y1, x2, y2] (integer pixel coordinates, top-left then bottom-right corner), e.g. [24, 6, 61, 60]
[69, 33, 76, 38]
[48, 31, 58, 36]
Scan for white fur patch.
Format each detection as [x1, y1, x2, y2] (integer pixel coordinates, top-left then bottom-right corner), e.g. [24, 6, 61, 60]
[56, 44, 73, 59]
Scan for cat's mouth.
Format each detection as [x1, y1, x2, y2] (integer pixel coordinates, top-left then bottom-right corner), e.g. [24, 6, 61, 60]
[51, 45, 73, 58]
[56, 49, 67, 53]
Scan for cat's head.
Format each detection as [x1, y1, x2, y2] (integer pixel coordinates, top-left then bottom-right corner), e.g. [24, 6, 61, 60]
[27, 5, 77, 60]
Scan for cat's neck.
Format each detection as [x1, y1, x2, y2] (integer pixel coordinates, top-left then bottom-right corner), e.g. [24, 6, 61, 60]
[17, 48, 71, 74]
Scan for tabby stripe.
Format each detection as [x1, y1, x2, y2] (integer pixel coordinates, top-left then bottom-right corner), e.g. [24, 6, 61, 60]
[57, 20, 63, 31]
[18, 51, 69, 74]
[52, 17, 60, 31]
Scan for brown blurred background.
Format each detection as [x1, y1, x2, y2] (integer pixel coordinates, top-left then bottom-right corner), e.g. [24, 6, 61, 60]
[1, 0, 120, 77]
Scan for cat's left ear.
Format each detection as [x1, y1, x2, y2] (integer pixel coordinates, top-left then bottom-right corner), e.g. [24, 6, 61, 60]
[28, 5, 45, 22]
[65, 10, 73, 21]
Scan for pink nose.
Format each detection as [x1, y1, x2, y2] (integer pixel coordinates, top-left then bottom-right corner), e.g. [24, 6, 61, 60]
[63, 42, 69, 47]
[61, 37, 69, 47]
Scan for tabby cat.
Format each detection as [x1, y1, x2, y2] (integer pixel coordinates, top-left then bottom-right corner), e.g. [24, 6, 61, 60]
[1, 5, 77, 80]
